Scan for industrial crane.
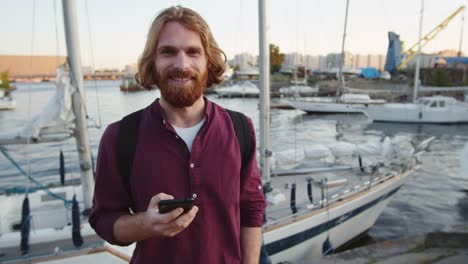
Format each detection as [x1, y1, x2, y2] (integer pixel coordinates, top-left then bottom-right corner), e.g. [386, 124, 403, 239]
[397, 5, 465, 70]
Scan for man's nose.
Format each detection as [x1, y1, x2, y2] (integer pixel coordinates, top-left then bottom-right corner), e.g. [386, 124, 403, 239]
[173, 52, 189, 70]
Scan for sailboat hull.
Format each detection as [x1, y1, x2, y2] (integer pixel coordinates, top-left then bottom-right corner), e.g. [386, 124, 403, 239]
[364, 103, 468, 123]
[287, 99, 365, 114]
[263, 169, 411, 262]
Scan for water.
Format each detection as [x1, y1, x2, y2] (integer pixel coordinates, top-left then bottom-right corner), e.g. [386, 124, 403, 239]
[1, 80, 467, 244]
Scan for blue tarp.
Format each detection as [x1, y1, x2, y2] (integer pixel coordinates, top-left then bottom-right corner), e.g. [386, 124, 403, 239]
[436, 56, 468, 65]
[360, 67, 380, 79]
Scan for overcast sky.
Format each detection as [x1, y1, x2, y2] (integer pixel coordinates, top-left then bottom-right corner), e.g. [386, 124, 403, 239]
[1, 0, 467, 68]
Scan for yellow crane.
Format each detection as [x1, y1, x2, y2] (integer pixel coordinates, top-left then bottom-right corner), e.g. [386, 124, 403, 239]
[397, 5, 465, 70]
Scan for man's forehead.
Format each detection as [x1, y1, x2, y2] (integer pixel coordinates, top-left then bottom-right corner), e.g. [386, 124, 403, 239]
[157, 21, 203, 49]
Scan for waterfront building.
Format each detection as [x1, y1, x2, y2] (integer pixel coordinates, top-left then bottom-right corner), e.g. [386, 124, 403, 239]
[230, 53, 258, 72]
[0, 55, 66, 79]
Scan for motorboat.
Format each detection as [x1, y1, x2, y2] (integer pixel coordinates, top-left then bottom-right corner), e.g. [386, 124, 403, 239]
[364, 96, 468, 123]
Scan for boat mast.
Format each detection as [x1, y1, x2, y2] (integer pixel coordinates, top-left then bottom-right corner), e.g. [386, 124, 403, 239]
[258, 0, 271, 186]
[62, 0, 94, 211]
[337, 0, 350, 99]
[413, 0, 424, 102]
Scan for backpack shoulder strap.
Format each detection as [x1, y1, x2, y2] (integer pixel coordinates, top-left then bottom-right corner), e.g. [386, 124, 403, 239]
[226, 109, 253, 171]
[116, 109, 143, 204]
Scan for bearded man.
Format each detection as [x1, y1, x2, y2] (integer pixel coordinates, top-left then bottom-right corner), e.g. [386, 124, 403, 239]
[89, 6, 266, 264]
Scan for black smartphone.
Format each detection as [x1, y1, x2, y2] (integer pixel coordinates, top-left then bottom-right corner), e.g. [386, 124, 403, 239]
[158, 198, 195, 214]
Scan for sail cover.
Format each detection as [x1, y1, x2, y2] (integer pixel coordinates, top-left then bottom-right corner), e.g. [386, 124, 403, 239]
[384, 31, 403, 75]
[0, 67, 76, 144]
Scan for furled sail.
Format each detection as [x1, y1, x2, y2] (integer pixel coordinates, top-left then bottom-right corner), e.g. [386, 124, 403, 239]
[0, 66, 76, 145]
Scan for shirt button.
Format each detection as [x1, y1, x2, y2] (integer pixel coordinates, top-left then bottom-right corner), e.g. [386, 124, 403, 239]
[190, 163, 195, 168]
[192, 193, 197, 198]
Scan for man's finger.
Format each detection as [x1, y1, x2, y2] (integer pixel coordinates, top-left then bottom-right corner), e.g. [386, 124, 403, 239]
[174, 206, 199, 228]
[158, 207, 184, 224]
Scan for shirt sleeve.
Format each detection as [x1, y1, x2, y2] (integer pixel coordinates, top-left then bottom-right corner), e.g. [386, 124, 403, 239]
[89, 122, 133, 246]
[239, 117, 267, 227]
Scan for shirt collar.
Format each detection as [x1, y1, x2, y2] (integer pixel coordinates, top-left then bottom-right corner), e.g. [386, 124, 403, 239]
[150, 96, 213, 129]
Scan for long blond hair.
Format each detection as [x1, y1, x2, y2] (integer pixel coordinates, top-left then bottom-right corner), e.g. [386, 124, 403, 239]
[136, 6, 226, 89]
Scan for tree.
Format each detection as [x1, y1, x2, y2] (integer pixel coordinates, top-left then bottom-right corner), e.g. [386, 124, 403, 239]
[270, 44, 285, 74]
[0, 71, 11, 97]
[0, 71, 9, 88]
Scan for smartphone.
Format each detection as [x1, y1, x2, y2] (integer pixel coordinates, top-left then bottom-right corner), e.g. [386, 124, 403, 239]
[158, 198, 195, 214]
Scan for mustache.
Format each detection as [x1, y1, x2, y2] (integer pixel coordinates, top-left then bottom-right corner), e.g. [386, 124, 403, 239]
[167, 68, 198, 79]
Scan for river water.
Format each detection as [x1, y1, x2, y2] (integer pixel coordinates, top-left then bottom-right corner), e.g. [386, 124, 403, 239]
[1, 80, 467, 245]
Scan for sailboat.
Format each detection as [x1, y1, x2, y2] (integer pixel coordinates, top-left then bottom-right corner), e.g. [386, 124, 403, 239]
[255, 1, 432, 262]
[0, 0, 432, 263]
[0, 0, 123, 262]
[285, 0, 386, 114]
[363, 2, 468, 124]
[0, 96, 16, 110]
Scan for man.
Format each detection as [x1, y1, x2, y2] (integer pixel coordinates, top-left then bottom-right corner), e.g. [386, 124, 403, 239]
[89, 6, 266, 264]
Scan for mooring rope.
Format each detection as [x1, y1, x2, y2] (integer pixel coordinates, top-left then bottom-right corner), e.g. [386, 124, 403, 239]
[0, 146, 72, 207]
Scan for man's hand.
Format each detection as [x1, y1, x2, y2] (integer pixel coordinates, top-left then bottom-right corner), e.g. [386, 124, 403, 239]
[113, 193, 198, 244]
[140, 193, 199, 237]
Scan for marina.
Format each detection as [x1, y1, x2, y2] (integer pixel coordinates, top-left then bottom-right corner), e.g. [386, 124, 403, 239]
[1, 81, 467, 262]
[1, 0, 468, 262]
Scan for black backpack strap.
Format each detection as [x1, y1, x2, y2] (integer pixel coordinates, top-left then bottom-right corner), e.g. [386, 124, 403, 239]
[116, 109, 144, 206]
[226, 109, 253, 171]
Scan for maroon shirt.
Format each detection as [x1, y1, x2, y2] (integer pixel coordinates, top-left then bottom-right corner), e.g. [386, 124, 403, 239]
[89, 98, 266, 263]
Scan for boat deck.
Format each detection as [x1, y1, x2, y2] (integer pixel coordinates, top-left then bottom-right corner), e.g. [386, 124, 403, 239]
[0, 233, 110, 264]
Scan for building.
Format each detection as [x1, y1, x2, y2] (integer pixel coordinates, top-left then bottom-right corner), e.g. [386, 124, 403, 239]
[0, 55, 67, 79]
[406, 53, 434, 68]
[230, 53, 257, 72]
[324, 52, 354, 69]
[281, 53, 304, 71]
[124, 64, 138, 75]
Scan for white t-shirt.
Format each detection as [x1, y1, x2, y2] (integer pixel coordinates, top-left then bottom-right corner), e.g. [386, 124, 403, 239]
[173, 118, 206, 152]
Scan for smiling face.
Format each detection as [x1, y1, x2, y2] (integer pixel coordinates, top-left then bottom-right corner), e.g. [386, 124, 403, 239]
[154, 21, 208, 108]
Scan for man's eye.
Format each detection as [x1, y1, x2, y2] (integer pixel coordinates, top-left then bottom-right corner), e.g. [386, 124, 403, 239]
[160, 50, 175, 55]
[187, 49, 201, 56]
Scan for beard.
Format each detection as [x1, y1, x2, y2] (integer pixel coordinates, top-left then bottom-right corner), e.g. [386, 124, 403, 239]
[156, 67, 208, 108]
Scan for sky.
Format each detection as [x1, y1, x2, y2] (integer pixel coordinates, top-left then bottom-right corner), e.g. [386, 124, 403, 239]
[1, 0, 468, 69]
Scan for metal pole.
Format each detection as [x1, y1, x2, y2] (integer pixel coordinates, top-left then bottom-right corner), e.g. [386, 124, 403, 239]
[62, 0, 94, 211]
[458, 12, 465, 59]
[413, 0, 424, 102]
[337, 0, 350, 98]
[458, 11, 466, 82]
[258, 0, 271, 185]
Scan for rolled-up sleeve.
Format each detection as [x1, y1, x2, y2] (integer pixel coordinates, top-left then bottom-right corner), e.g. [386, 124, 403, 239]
[89, 122, 133, 246]
[239, 118, 267, 227]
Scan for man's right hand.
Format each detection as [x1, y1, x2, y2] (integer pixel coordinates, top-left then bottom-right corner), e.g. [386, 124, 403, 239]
[140, 193, 199, 238]
[113, 193, 198, 244]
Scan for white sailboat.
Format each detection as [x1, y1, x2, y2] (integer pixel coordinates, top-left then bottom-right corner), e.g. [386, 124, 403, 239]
[364, 95, 468, 123]
[364, 0, 468, 124]
[285, 0, 386, 114]
[215, 80, 259, 98]
[0, 1, 122, 262]
[0, 1, 432, 263]
[0, 96, 16, 110]
[256, 1, 430, 262]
